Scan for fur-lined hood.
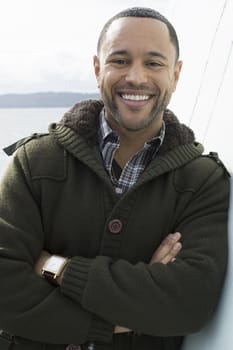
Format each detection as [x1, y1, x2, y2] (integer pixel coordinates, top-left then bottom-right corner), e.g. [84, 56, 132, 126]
[61, 99, 196, 155]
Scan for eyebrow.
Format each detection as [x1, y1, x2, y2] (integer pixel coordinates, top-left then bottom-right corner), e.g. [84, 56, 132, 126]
[107, 50, 128, 58]
[147, 51, 167, 61]
[107, 50, 167, 61]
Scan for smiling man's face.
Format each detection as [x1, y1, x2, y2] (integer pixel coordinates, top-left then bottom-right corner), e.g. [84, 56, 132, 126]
[94, 17, 182, 135]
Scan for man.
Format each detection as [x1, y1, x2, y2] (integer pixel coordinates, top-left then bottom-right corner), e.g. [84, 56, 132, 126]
[0, 7, 230, 350]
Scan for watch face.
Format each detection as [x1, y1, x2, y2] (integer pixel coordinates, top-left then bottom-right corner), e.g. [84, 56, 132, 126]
[43, 256, 67, 274]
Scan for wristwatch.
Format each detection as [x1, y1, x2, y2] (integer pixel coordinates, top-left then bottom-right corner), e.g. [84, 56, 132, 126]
[41, 255, 69, 285]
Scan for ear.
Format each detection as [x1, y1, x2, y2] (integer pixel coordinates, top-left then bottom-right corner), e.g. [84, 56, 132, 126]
[93, 55, 101, 86]
[172, 60, 183, 92]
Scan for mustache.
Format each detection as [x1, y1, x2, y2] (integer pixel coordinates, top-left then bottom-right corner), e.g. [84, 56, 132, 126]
[116, 83, 155, 92]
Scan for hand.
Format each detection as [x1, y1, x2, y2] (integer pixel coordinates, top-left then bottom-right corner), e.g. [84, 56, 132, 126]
[150, 232, 182, 265]
[34, 250, 51, 276]
[114, 326, 132, 333]
[115, 232, 182, 333]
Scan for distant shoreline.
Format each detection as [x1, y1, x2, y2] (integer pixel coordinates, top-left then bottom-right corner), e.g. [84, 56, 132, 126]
[0, 92, 100, 108]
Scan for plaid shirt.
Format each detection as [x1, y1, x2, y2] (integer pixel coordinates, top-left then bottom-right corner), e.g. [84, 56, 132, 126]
[98, 109, 165, 194]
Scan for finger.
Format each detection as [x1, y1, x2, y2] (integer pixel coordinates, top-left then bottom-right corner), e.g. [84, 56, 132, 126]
[150, 232, 181, 264]
[114, 326, 132, 333]
[159, 241, 182, 265]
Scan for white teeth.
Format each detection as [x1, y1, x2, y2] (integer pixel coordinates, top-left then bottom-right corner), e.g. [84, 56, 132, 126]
[121, 94, 150, 101]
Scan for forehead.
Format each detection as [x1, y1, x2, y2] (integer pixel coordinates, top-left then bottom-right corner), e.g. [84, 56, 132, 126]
[101, 17, 175, 58]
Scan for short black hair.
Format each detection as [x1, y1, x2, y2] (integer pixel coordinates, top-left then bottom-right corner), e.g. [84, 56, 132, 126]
[97, 7, 180, 61]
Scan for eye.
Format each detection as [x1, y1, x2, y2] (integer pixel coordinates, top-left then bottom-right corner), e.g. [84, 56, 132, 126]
[146, 61, 163, 68]
[111, 58, 129, 66]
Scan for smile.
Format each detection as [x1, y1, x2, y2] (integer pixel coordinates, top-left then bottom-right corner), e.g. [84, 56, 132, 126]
[121, 94, 150, 101]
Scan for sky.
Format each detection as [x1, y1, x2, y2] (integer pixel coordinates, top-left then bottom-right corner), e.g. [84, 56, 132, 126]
[0, 0, 174, 93]
[0, 0, 232, 170]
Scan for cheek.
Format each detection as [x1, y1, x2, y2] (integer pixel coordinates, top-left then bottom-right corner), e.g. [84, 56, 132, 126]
[99, 71, 116, 91]
[151, 70, 171, 87]
[159, 74, 176, 92]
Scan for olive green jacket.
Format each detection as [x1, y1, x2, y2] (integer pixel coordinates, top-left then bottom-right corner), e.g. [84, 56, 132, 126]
[0, 100, 230, 350]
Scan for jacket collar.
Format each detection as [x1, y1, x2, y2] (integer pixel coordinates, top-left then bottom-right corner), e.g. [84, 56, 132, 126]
[60, 99, 196, 156]
[50, 99, 204, 190]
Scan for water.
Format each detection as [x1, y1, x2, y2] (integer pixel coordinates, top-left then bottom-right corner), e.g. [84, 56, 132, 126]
[0, 108, 67, 178]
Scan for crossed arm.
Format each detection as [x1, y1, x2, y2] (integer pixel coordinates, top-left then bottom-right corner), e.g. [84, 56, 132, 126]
[35, 232, 182, 276]
[0, 141, 229, 346]
[35, 231, 182, 334]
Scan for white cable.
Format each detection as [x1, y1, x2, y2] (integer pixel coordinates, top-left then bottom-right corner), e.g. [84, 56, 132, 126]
[188, 0, 228, 126]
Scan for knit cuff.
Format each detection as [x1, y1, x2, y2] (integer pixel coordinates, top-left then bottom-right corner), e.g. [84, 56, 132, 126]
[61, 256, 92, 303]
[61, 256, 114, 343]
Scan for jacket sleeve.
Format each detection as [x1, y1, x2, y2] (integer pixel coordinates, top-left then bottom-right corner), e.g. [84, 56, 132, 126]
[60, 161, 230, 337]
[0, 148, 113, 345]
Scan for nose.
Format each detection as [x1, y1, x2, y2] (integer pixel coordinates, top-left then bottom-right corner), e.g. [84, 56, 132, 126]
[125, 62, 148, 85]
